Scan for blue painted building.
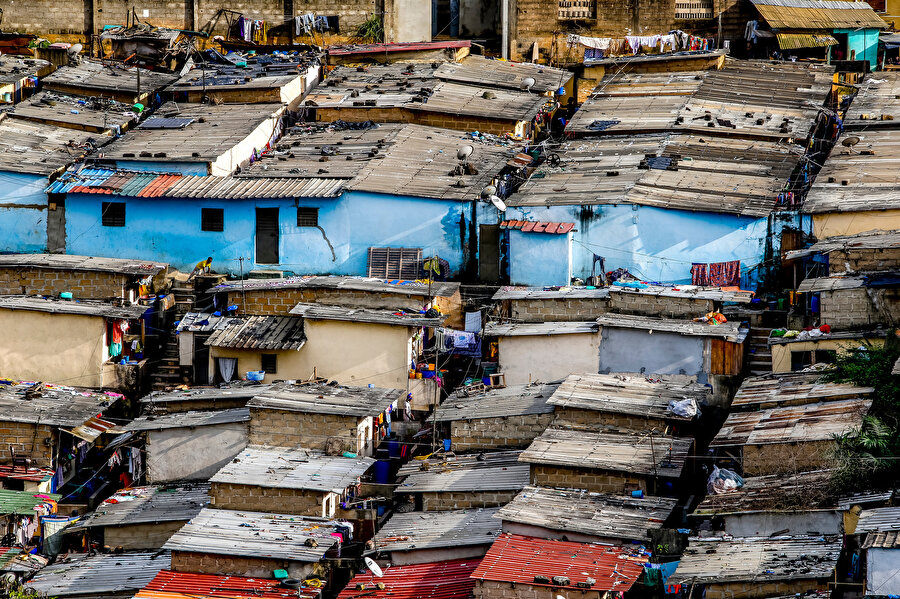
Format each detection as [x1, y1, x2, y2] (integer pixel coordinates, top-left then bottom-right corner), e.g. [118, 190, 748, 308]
[503, 134, 811, 290]
[53, 123, 521, 277]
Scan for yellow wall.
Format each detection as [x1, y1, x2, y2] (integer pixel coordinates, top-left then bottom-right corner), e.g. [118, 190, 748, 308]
[771, 337, 886, 373]
[812, 210, 900, 239]
[0, 309, 108, 387]
[209, 320, 414, 390]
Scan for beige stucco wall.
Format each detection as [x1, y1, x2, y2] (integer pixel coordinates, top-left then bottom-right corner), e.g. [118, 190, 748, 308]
[0, 308, 108, 387]
[209, 320, 413, 389]
[812, 211, 900, 239]
[771, 337, 886, 373]
[498, 332, 600, 385]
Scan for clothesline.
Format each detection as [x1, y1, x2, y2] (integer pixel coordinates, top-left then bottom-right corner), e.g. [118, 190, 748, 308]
[567, 30, 715, 58]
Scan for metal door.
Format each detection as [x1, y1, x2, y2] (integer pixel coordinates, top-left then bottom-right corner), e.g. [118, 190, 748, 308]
[255, 208, 279, 264]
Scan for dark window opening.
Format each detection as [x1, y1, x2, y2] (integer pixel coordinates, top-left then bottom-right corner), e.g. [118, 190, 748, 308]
[202, 208, 225, 232]
[297, 207, 319, 227]
[261, 353, 277, 374]
[101, 202, 126, 227]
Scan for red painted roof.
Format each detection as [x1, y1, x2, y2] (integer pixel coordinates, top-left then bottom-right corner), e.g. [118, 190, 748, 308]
[0, 465, 53, 482]
[336, 558, 480, 599]
[136, 570, 319, 599]
[471, 534, 647, 592]
[500, 220, 575, 234]
[328, 41, 471, 56]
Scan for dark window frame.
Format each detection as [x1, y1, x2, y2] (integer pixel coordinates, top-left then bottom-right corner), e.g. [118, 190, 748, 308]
[101, 202, 126, 227]
[261, 353, 277, 374]
[201, 207, 225, 232]
[297, 207, 319, 227]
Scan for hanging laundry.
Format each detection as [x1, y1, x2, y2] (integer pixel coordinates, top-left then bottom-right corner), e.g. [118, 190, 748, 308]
[691, 263, 708, 286]
[707, 260, 741, 287]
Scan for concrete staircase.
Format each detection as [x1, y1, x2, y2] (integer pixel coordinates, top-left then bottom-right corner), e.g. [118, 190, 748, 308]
[746, 326, 774, 376]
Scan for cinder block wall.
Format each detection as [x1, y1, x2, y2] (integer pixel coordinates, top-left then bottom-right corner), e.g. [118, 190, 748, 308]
[609, 292, 713, 319]
[829, 248, 900, 275]
[705, 579, 826, 599]
[507, 298, 611, 322]
[419, 490, 519, 511]
[171, 550, 317, 580]
[209, 481, 327, 516]
[0, 422, 54, 467]
[103, 521, 185, 550]
[529, 464, 647, 494]
[742, 440, 835, 477]
[552, 407, 670, 434]
[474, 580, 606, 599]
[0, 268, 128, 299]
[249, 407, 358, 452]
[819, 288, 898, 329]
[450, 413, 554, 451]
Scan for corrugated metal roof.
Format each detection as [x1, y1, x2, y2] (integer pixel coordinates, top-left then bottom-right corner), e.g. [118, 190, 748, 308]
[484, 321, 599, 336]
[337, 558, 480, 599]
[0, 382, 121, 427]
[710, 398, 872, 447]
[69, 415, 117, 442]
[69, 483, 210, 530]
[431, 382, 559, 422]
[125, 408, 250, 431]
[731, 372, 874, 410]
[519, 428, 693, 479]
[839, 489, 897, 511]
[496, 486, 677, 541]
[0, 490, 61, 516]
[842, 72, 900, 131]
[0, 117, 105, 176]
[668, 535, 842, 584]
[797, 275, 866, 292]
[863, 530, 900, 549]
[209, 445, 374, 493]
[289, 302, 445, 327]
[492, 286, 610, 301]
[43, 59, 178, 94]
[0, 295, 147, 319]
[138, 382, 271, 406]
[0, 254, 167, 276]
[210, 275, 459, 298]
[372, 509, 501, 552]
[0, 56, 49, 86]
[769, 329, 888, 346]
[162, 508, 339, 561]
[0, 547, 47, 574]
[856, 507, 900, 535]
[328, 40, 470, 55]
[608, 284, 754, 303]
[137, 569, 319, 599]
[397, 451, 529, 493]
[776, 32, 838, 49]
[204, 315, 306, 350]
[752, 0, 886, 29]
[596, 313, 744, 341]
[693, 470, 838, 516]
[434, 55, 572, 93]
[786, 230, 900, 260]
[471, 534, 647, 591]
[547, 373, 708, 420]
[248, 383, 402, 417]
[25, 551, 172, 597]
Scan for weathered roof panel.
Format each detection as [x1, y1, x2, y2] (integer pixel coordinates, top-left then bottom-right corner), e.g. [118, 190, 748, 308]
[434, 55, 572, 92]
[0, 253, 167, 276]
[0, 295, 147, 319]
[693, 470, 839, 516]
[211, 275, 459, 297]
[372, 508, 501, 552]
[596, 313, 744, 341]
[125, 408, 250, 431]
[431, 382, 559, 421]
[69, 483, 209, 530]
[204, 315, 306, 350]
[397, 451, 529, 493]
[731, 372, 874, 409]
[336, 558, 480, 599]
[26, 551, 172, 597]
[249, 383, 401, 417]
[484, 321, 599, 336]
[289, 302, 444, 327]
[752, 0, 886, 29]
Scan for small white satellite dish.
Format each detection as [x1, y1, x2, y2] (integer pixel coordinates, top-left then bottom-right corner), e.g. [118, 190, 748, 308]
[489, 195, 507, 212]
[365, 557, 384, 578]
[480, 184, 497, 199]
[521, 76, 536, 92]
[457, 145, 474, 160]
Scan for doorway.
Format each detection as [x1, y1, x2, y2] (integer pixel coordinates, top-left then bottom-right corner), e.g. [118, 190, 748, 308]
[479, 224, 500, 283]
[255, 208, 279, 264]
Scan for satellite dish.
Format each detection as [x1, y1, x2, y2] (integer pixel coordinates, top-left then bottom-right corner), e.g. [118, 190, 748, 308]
[480, 184, 497, 199]
[841, 136, 860, 154]
[489, 195, 507, 212]
[68, 43, 83, 56]
[457, 145, 474, 160]
[364, 557, 384, 578]
[521, 76, 536, 92]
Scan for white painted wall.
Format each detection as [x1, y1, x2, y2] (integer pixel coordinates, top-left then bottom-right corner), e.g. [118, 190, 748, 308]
[146, 422, 248, 482]
[497, 332, 600, 385]
[868, 548, 900, 596]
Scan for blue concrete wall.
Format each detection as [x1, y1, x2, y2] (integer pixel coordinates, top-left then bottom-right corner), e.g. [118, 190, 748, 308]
[834, 28, 880, 70]
[111, 160, 209, 175]
[598, 326, 707, 381]
[0, 171, 48, 253]
[508, 230, 571, 286]
[504, 204, 770, 288]
[64, 190, 476, 276]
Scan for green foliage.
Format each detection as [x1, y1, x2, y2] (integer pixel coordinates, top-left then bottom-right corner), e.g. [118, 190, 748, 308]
[825, 339, 900, 493]
[355, 15, 384, 44]
[0, 580, 54, 599]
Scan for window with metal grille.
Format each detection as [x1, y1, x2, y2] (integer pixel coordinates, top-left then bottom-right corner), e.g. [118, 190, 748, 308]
[675, 0, 713, 19]
[558, 0, 596, 20]
[101, 202, 126, 227]
[261, 353, 277, 374]
[367, 247, 422, 280]
[297, 207, 319, 227]
[201, 208, 224, 232]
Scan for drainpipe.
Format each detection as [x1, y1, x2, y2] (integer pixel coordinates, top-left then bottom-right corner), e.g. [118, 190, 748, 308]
[502, 0, 509, 59]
